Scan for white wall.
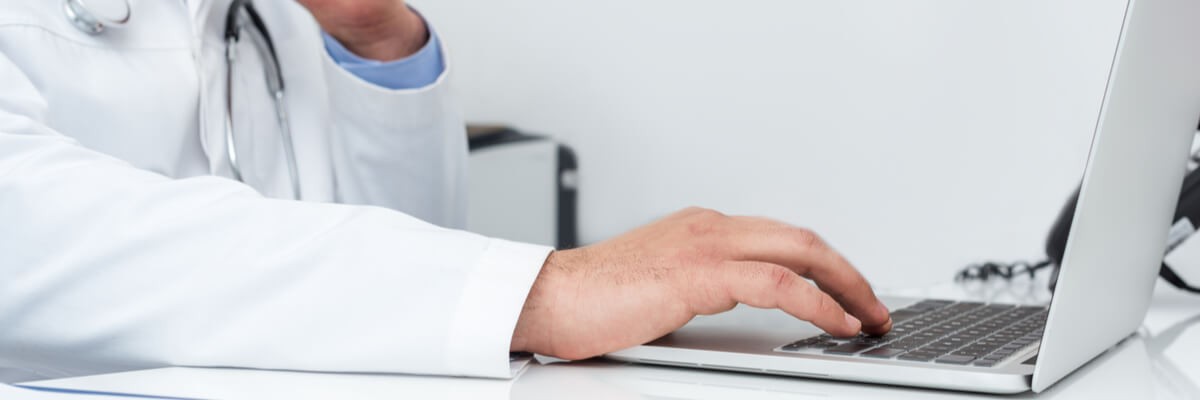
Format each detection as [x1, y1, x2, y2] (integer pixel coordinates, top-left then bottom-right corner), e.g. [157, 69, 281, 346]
[418, 0, 1131, 288]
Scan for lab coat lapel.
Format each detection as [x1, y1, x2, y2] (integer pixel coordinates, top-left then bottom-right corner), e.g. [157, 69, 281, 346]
[189, 0, 243, 181]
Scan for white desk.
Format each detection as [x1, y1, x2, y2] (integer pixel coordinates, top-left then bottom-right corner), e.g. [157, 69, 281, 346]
[22, 280, 1200, 399]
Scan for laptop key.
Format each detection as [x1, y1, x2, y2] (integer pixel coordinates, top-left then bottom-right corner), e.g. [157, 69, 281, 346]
[888, 341, 923, 350]
[824, 342, 876, 355]
[952, 349, 986, 357]
[935, 355, 976, 365]
[784, 339, 813, 349]
[923, 345, 954, 353]
[889, 311, 922, 323]
[852, 337, 885, 345]
[898, 351, 939, 362]
[877, 333, 901, 341]
[860, 347, 907, 359]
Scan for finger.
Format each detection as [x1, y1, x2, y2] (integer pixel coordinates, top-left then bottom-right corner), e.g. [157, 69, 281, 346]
[713, 261, 862, 337]
[718, 217, 892, 334]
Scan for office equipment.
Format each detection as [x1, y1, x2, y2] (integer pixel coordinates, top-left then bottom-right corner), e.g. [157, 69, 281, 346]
[467, 126, 579, 249]
[22, 283, 1200, 400]
[606, 0, 1200, 393]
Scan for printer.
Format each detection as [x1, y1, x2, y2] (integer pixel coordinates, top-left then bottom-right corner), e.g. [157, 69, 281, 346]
[466, 126, 578, 249]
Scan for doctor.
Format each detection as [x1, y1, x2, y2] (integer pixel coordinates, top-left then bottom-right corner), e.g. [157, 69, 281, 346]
[0, 0, 892, 382]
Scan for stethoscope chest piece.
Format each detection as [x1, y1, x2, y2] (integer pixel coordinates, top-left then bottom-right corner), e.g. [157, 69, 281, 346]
[64, 0, 131, 35]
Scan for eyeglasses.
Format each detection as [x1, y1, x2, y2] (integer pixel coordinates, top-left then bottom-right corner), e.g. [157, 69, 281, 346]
[956, 260, 1054, 283]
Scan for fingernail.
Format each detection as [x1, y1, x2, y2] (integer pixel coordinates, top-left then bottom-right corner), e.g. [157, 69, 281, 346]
[844, 313, 861, 330]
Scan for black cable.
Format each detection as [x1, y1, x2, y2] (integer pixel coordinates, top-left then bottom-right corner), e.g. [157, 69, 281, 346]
[1160, 265, 1200, 294]
[955, 260, 1054, 282]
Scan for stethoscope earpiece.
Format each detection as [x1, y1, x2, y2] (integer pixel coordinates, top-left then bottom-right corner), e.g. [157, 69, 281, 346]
[64, 0, 131, 35]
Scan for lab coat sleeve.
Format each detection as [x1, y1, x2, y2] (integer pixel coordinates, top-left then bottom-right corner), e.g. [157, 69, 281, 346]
[322, 33, 468, 229]
[0, 53, 551, 380]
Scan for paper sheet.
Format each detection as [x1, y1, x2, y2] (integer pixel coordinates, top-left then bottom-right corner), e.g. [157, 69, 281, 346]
[0, 384, 133, 399]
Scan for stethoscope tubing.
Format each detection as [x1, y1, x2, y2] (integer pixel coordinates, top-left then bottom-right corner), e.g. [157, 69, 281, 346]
[223, 0, 302, 199]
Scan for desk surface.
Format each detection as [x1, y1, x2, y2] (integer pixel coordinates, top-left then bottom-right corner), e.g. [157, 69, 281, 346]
[24, 280, 1200, 400]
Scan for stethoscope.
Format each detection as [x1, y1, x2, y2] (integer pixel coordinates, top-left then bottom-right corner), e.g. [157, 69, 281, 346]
[63, 0, 302, 199]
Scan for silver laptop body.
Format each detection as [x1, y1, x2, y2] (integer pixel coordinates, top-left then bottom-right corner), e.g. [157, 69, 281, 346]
[606, 0, 1200, 393]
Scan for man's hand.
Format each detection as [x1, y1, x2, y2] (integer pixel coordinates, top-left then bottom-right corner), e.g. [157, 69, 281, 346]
[510, 207, 893, 360]
[295, 0, 429, 61]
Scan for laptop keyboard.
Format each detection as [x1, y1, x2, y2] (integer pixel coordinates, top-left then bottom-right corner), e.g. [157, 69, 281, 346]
[776, 300, 1047, 368]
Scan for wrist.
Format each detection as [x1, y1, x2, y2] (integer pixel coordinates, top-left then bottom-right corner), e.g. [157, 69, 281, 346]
[511, 250, 574, 355]
[325, 6, 429, 62]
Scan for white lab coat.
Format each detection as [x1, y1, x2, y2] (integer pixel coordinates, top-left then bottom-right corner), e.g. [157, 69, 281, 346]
[0, 0, 551, 382]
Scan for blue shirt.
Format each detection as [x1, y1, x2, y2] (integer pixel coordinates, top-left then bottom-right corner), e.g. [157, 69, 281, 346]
[323, 28, 445, 90]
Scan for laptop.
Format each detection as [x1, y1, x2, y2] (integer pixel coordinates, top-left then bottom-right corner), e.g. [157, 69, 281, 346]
[606, 0, 1200, 393]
